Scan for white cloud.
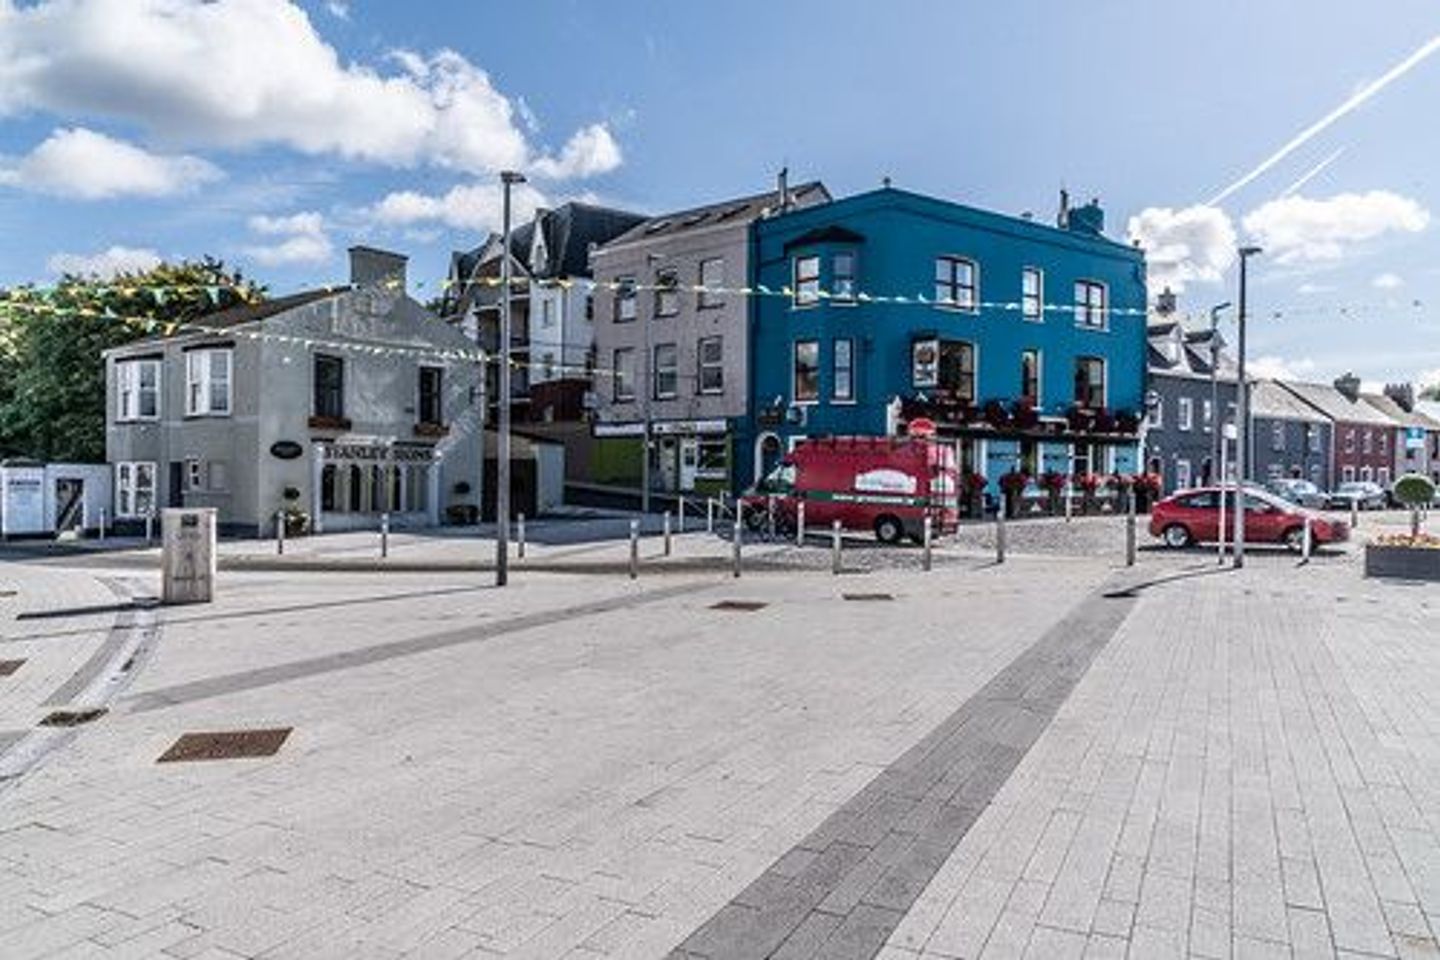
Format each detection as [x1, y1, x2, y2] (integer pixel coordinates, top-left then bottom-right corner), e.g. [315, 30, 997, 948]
[1372, 271, 1404, 289]
[368, 180, 550, 233]
[1126, 204, 1237, 294]
[0, 126, 221, 199]
[1248, 355, 1319, 381]
[531, 124, 622, 179]
[47, 245, 161, 277]
[1296, 282, 1334, 295]
[1242, 191, 1430, 264]
[325, 1, 348, 19]
[0, 0, 619, 180]
[242, 210, 332, 266]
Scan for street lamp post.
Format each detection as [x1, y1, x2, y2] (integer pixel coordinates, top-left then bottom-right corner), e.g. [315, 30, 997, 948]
[496, 170, 526, 586]
[1232, 246, 1262, 569]
[1209, 301, 1231, 484]
[640, 253, 661, 516]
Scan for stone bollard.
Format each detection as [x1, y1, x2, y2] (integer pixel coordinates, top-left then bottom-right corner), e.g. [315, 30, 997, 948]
[145, 510, 154, 545]
[629, 519, 640, 580]
[1351, 498, 1359, 530]
[923, 515, 933, 572]
[1125, 490, 1136, 567]
[796, 501, 806, 546]
[663, 511, 672, 556]
[517, 512, 526, 559]
[995, 506, 1007, 564]
[381, 512, 390, 559]
[276, 510, 285, 555]
[832, 520, 843, 575]
[732, 515, 743, 578]
[98, 507, 107, 542]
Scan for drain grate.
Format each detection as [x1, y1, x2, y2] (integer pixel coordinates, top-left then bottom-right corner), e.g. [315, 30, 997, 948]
[709, 600, 768, 612]
[843, 592, 895, 602]
[157, 728, 292, 763]
[39, 707, 107, 727]
[0, 659, 25, 677]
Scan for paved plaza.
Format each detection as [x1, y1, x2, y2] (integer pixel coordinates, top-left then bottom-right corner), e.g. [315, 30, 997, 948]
[3, 516, 1440, 958]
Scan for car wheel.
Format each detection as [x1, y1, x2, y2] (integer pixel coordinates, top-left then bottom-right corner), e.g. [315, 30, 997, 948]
[743, 506, 766, 531]
[1282, 526, 1305, 552]
[1161, 524, 1192, 548]
[874, 515, 904, 544]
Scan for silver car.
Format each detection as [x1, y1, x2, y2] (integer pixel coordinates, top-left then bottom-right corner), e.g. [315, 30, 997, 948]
[1265, 478, 1328, 509]
[1326, 481, 1387, 510]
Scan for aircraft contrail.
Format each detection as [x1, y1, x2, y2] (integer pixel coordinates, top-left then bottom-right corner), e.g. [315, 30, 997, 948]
[1205, 33, 1440, 206]
[1279, 147, 1346, 197]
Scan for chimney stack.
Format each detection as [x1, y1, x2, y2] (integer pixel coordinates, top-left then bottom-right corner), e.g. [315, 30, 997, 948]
[776, 167, 790, 214]
[1385, 382, 1416, 412]
[1333, 372, 1361, 402]
[349, 246, 408, 290]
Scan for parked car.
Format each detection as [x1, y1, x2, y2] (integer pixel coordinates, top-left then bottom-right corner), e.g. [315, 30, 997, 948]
[1265, 477, 1328, 509]
[741, 436, 958, 543]
[1325, 481, 1387, 511]
[1150, 485, 1348, 551]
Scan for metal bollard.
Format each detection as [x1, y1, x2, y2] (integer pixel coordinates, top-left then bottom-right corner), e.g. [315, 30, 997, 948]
[677, 497, 686, 533]
[1125, 490, 1137, 567]
[732, 515, 742, 578]
[663, 510, 672, 556]
[276, 510, 285, 555]
[832, 520, 843, 575]
[1351, 498, 1359, 530]
[766, 495, 775, 539]
[144, 510, 154, 545]
[796, 501, 806, 546]
[517, 512, 526, 559]
[923, 515, 933, 572]
[629, 519, 640, 580]
[1301, 515, 1313, 562]
[380, 512, 390, 558]
[98, 508, 107, 542]
[995, 506, 1007, 564]
[706, 497, 715, 533]
[1065, 488, 1073, 523]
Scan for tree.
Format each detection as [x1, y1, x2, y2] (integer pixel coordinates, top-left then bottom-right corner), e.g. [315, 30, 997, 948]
[1421, 383, 1440, 402]
[0, 258, 264, 463]
[1393, 473, 1437, 539]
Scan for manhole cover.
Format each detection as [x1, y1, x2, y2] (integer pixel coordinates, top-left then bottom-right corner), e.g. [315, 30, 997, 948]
[0, 659, 25, 677]
[39, 707, 107, 727]
[843, 593, 895, 601]
[157, 728, 292, 763]
[710, 600, 768, 612]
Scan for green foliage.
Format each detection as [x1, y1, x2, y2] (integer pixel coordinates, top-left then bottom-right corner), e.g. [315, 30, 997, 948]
[1394, 473, 1437, 508]
[0, 258, 264, 463]
[1422, 383, 1440, 402]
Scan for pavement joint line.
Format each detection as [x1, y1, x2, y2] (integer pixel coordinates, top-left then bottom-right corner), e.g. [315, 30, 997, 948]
[121, 577, 722, 714]
[666, 577, 1141, 960]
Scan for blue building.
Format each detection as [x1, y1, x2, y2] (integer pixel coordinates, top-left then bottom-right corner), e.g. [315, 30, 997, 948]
[743, 187, 1148, 500]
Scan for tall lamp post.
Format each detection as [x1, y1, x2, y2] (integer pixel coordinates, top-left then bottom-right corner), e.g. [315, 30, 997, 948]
[640, 252, 661, 516]
[1232, 246, 1262, 569]
[1209, 301, 1231, 484]
[496, 170, 526, 586]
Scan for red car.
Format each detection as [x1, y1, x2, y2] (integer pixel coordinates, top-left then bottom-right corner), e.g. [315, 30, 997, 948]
[1150, 485, 1349, 551]
[742, 436, 958, 543]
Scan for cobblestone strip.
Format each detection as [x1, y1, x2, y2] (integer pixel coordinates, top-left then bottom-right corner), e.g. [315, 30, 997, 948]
[667, 583, 1139, 960]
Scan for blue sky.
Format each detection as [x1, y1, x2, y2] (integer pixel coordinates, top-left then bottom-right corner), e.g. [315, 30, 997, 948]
[2, 0, 1439, 387]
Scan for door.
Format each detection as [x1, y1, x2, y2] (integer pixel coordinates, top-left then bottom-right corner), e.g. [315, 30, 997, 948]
[54, 479, 84, 532]
[679, 438, 699, 492]
[168, 462, 185, 508]
[657, 437, 679, 491]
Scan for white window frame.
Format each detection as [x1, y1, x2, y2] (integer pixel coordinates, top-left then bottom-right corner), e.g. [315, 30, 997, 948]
[1021, 267, 1043, 321]
[1272, 421, 1285, 451]
[1201, 399, 1213, 433]
[793, 256, 820, 307]
[934, 255, 979, 311]
[186, 458, 202, 491]
[1175, 458, 1192, 490]
[116, 358, 161, 422]
[653, 343, 678, 400]
[1149, 397, 1164, 429]
[1343, 465, 1356, 482]
[1177, 398, 1193, 431]
[698, 258, 725, 309]
[654, 267, 679, 318]
[1360, 465, 1374, 483]
[615, 275, 637, 322]
[1074, 356, 1106, 409]
[612, 348, 635, 402]
[1074, 279, 1108, 330]
[185, 348, 232, 417]
[115, 461, 157, 518]
[832, 252, 857, 303]
[697, 336, 724, 395]
[1020, 348, 1041, 404]
[793, 339, 820, 404]
[833, 338, 855, 402]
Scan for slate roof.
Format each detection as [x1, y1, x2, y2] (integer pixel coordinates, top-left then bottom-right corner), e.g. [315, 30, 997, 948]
[603, 181, 830, 247]
[1277, 380, 1396, 426]
[1147, 318, 1237, 380]
[1362, 392, 1440, 429]
[1250, 380, 1328, 423]
[450, 201, 646, 286]
[113, 288, 342, 348]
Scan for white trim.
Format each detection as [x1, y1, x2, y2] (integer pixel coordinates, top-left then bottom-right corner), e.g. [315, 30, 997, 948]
[1021, 266, 1044, 322]
[933, 254, 980, 312]
[115, 358, 161, 422]
[185, 348, 232, 417]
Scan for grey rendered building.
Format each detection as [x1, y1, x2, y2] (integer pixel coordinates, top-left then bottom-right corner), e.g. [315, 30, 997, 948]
[589, 177, 829, 494]
[105, 248, 483, 537]
[1249, 380, 1332, 489]
[1143, 316, 1237, 492]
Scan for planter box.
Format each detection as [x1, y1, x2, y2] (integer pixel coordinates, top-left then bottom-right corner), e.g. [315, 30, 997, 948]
[1365, 544, 1440, 581]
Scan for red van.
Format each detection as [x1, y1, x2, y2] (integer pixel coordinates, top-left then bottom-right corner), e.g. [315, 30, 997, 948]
[741, 437, 959, 543]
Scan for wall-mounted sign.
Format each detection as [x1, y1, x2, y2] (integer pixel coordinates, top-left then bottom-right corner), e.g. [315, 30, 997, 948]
[907, 417, 938, 438]
[912, 339, 939, 388]
[1406, 427, 1426, 451]
[270, 440, 304, 460]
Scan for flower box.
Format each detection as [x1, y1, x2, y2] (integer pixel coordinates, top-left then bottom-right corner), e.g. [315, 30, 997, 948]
[1365, 540, 1440, 580]
[308, 415, 352, 431]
